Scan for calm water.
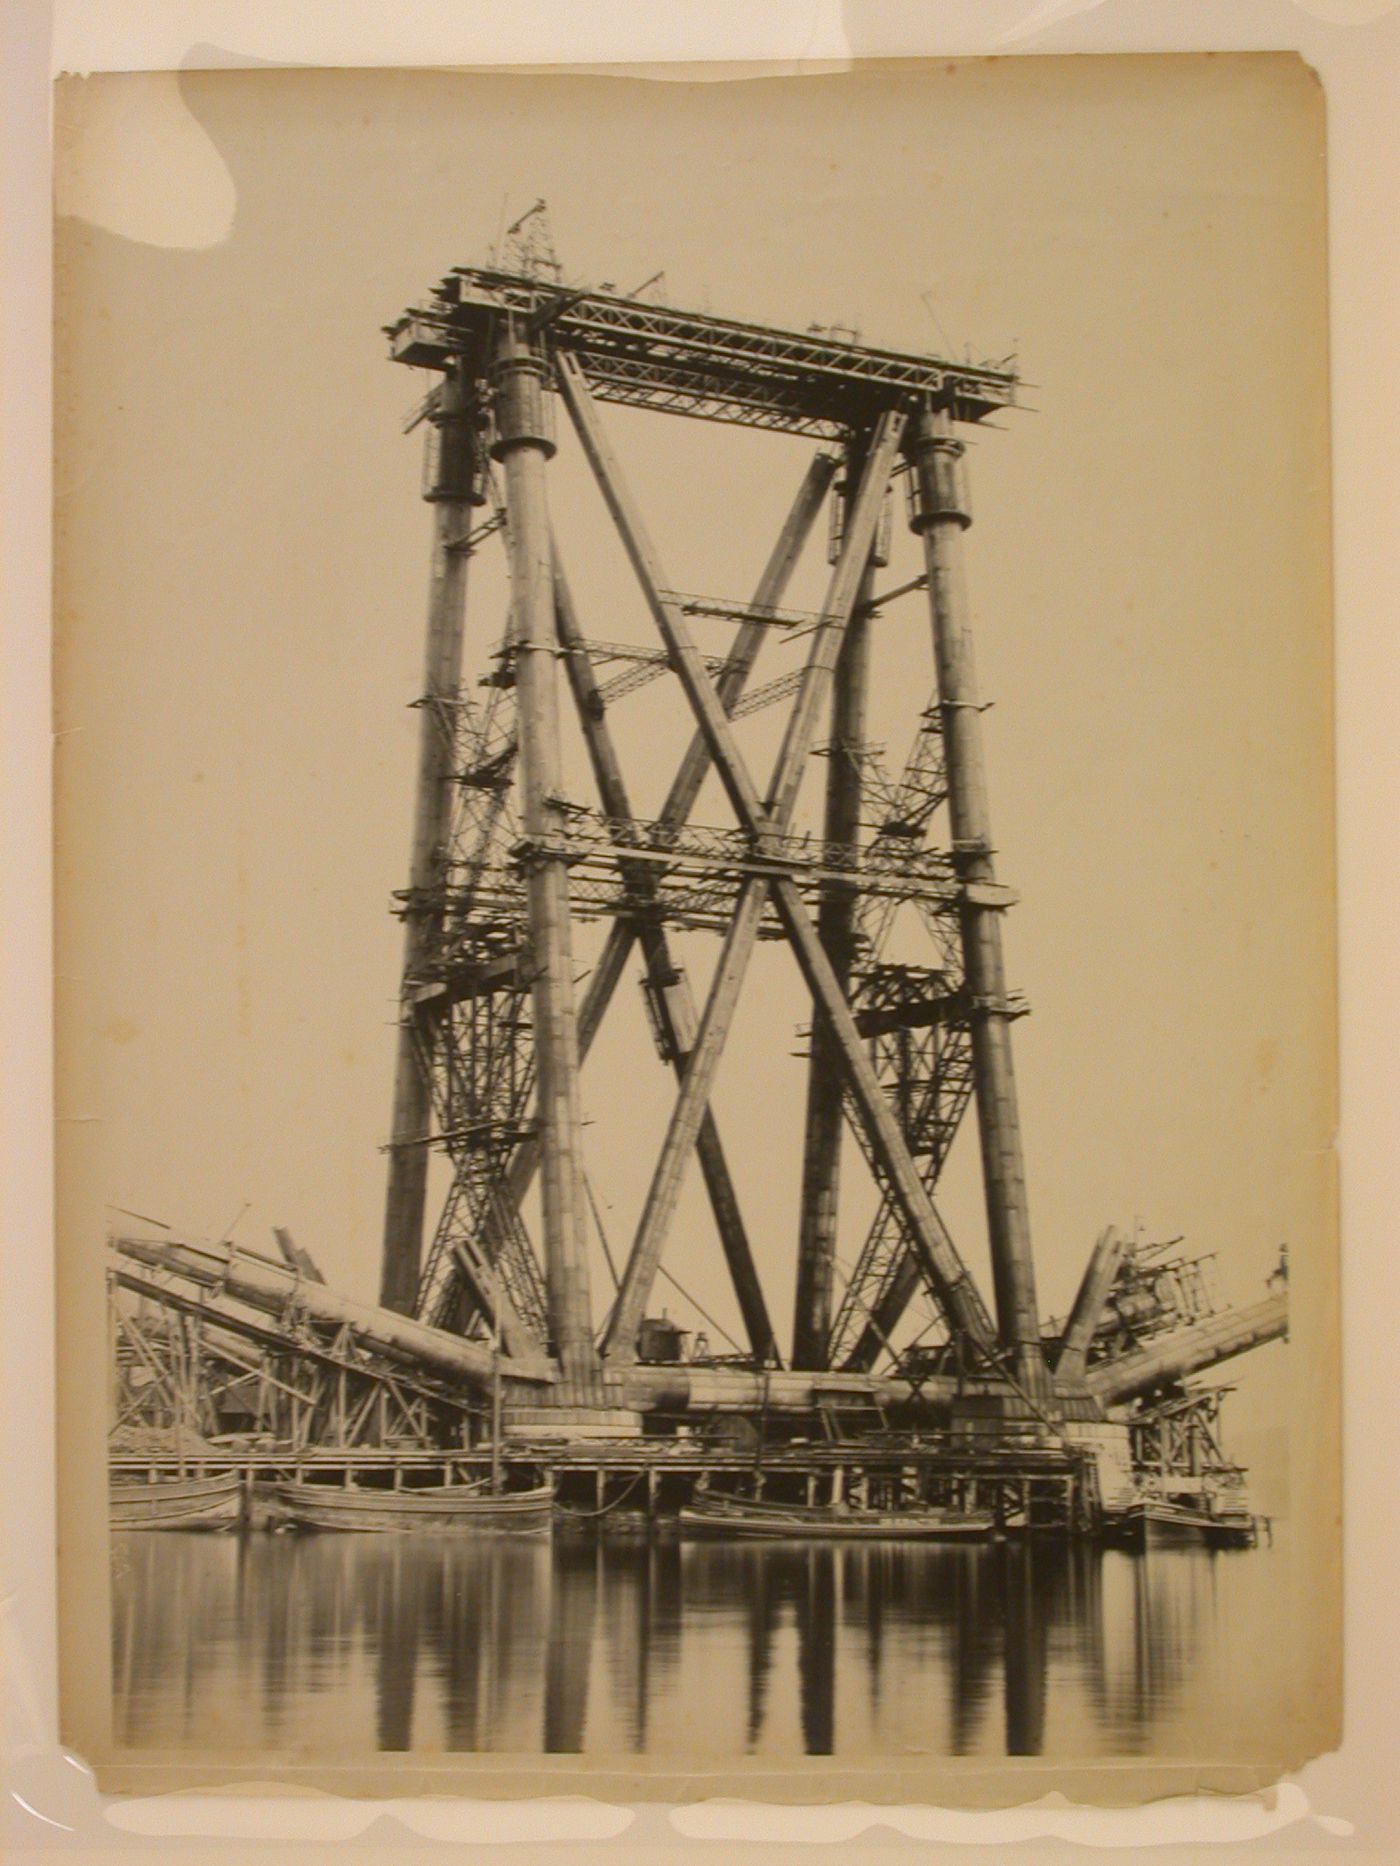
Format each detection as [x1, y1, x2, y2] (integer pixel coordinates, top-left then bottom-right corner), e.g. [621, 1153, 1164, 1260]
[110, 1530, 1292, 1760]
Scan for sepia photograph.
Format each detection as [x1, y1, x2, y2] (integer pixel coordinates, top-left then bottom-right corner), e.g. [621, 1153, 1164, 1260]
[52, 54, 1337, 1798]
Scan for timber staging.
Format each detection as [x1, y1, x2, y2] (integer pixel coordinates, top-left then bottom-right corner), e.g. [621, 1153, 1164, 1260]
[109, 1225, 1286, 1539]
[111, 1442, 1098, 1536]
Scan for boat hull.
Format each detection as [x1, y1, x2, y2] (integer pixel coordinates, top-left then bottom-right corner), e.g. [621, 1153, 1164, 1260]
[110, 1469, 243, 1531]
[678, 1500, 996, 1542]
[1202, 1511, 1259, 1549]
[271, 1478, 553, 1534]
[1108, 1499, 1258, 1549]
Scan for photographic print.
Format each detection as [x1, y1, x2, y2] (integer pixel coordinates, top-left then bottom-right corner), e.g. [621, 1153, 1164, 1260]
[53, 55, 1337, 1799]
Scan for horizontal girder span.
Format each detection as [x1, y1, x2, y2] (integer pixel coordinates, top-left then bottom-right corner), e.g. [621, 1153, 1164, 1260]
[388, 268, 1019, 436]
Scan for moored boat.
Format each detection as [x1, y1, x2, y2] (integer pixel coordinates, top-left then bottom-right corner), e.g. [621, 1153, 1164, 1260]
[271, 1475, 553, 1534]
[678, 1493, 995, 1542]
[1202, 1505, 1259, 1548]
[110, 1467, 243, 1531]
[1107, 1495, 1258, 1549]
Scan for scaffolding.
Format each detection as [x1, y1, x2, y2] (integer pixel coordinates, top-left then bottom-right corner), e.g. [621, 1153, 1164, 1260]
[376, 216, 1060, 1417]
[100, 219, 1289, 1512]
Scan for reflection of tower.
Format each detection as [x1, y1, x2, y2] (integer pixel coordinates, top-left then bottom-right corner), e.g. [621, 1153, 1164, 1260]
[1136, 1552, 1206, 1745]
[483, 1539, 550, 1749]
[858, 1547, 887, 1719]
[372, 1541, 420, 1752]
[796, 1548, 838, 1756]
[436, 1545, 486, 1750]
[1090, 1548, 1213, 1753]
[112, 1538, 243, 1749]
[648, 1541, 684, 1705]
[601, 1538, 685, 1755]
[630, 1543, 655, 1753]
[1129, 1555, 1157, 1749]
[600, 1542, 652, 1753]
[543, 1541, 599, 1752]
[948, 1547, 998, 1755]
[1064, 1538, 1111, 1736]
[1001, 1547, 1048, 1756]
[743, 1557, 779, 1751]
[112, 1537, 175, 1748]
[1094, 1550, 1144, 1749]
[259, 1536, 297, 1745]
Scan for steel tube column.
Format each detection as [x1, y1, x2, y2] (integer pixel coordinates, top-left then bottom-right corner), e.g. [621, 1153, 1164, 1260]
[380, 365, 475, 1314]
[113, 1235, 555, 1392]
[492, 328, 599, 1396]
[1054, 1227, 1125, 1382]
[793, 443, 877, 1369]
[909, 405, 1048, 1397]
[771, 877, 996, 1354]
[584, 411, 906, 1360]
[1085, 1293, 1288, 1406]
[552, 557, 781, 1365]
[556, 370, 992, 1361]
[499, 453, 836, 1216]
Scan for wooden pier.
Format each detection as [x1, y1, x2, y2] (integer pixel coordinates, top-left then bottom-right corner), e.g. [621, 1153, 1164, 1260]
[110, 1435, 1096, 1538]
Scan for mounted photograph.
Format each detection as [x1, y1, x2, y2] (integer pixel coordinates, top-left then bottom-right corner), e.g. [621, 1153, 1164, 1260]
[53, 54, 1337, 1799]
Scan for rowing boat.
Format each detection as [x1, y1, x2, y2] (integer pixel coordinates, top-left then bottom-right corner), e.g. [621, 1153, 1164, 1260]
[109, 1468, 243, 1531]
[678, 1494, 995, 1541]
[271, 1476, 553, 1533]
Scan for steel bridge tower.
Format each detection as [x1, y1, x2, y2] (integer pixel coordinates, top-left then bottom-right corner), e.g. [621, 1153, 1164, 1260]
[378, 209, 1060, 1426]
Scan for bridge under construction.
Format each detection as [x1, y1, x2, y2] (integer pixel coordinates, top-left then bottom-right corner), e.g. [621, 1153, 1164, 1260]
[107, 207, 1288, 1533]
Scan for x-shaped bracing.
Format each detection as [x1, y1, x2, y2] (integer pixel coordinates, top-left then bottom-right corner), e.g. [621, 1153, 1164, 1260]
[490, 442, 836, 1362]
[544, 351, 997, 1367]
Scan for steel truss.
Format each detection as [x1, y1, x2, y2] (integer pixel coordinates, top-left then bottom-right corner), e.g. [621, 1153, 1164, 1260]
[406, 686, 549, 1345]
[389, 268, 1020, 438]
[109, 1266, 480, 1452]
[378, 245, 1065, 1406]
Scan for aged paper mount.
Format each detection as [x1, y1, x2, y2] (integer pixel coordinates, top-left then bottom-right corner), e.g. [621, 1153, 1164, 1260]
[51, 54, 1337, 1805]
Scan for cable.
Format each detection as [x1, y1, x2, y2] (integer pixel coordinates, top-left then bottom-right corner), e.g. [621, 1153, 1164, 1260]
[584, 1173, 744, 1357]
[583, 1173, 622, 1292]
[654, 1262, 744, 1359]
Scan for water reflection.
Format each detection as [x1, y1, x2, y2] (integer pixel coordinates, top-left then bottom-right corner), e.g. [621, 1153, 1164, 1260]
[110, 1530, 1289, 1759]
